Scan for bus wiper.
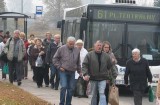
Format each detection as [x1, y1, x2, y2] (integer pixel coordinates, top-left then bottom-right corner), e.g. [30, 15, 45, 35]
[127, 44, 133, 50]
[113, 44, 122, 53]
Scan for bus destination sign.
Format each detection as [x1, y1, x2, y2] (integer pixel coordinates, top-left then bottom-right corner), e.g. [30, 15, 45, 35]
[93, 9, 160, 23]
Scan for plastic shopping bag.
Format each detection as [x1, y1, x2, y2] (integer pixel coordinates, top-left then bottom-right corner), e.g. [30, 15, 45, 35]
[149, 85, 154, 102]
[35, 56, 43, 67]
[109, 85, 119, 105]
[2, 63, 9, 74]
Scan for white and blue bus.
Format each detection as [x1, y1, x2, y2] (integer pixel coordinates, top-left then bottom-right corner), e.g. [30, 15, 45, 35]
[58, 4, 160, 86]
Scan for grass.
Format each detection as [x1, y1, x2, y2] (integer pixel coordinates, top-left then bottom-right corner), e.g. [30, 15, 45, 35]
[0, 81, 51, 105]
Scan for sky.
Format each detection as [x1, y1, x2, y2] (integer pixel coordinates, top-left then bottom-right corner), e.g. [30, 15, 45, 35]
[4, 0, 44, 13]
[4, 0, 154, 14]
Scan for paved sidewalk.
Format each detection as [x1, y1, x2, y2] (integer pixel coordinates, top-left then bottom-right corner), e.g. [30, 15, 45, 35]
[0, 69, 155, 105]
[0, 69, 90, 105]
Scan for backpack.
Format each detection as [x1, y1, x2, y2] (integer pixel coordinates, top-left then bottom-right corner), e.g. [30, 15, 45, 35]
[0, 38, 12, 62]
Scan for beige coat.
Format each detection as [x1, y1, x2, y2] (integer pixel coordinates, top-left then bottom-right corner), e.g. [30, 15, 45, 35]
[4, 37, 26, 62]
[157, 79, 160, 98]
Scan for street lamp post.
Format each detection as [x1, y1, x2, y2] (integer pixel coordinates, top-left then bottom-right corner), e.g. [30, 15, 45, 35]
[21, 0, 23, 13]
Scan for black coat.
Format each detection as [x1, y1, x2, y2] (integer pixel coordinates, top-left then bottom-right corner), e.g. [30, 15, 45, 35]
[124, 58, 152, 91]
[45, 42, 61, 64]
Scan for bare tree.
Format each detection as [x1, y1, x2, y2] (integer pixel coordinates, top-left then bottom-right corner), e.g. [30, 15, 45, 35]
[155, 0, 160, 6]
[43, 0, 82, 27]
[0, 0, 5, 12]
[0, 0, 6, 30]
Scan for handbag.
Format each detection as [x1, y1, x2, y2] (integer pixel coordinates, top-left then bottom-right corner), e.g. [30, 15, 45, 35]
[74, 77, 87, 97]
[109, 85, 119, 105]
[149, 85, 155, 102]
[0, 51, 8, 62]
[2, 63, 9, 74]
[0, 38, 12, 62]
[35, 56, 43, 67]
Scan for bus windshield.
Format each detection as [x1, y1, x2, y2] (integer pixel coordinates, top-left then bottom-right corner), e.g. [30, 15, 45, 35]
[89, 22, 160, 60]
[90, 22, 124, 59]
[128, 24, 160, 60]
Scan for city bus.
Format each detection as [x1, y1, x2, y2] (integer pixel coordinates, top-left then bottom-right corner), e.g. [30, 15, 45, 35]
[58, 4, 160, 86]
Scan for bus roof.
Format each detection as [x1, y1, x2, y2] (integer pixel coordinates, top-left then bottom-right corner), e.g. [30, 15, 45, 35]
[87, 4, 160, 10]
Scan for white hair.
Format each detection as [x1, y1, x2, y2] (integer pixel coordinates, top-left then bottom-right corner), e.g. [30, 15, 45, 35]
[67, 36, 76, 42]
[54, 34, 61, 38]
[132, 48, 140, 54]
[14, 30, 20, 34]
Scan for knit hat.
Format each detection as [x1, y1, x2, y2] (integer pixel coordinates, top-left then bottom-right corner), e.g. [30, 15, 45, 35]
[76, 39, 84, 44]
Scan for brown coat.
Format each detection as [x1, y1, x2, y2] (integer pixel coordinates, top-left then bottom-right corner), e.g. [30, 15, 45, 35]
[157, 79, 160, 98]
[30, 45, 45, 67]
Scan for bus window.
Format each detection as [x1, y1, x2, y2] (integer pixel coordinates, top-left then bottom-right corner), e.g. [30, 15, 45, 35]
[72, 20, 76, 37]
[63, 21, 73, 43]
[75, 22, 80, 40]
[89, 22, 124, 59]
[67, 22, 73, 37]
[128, 24, 160, 60]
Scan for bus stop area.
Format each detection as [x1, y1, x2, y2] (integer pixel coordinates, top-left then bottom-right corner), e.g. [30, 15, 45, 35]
[0, 69, 156, 105]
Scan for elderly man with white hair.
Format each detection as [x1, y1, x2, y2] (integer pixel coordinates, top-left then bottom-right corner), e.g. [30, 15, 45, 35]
[53, 36, 81, 105]
[4, 30, 26, 86]
[124, 48, 152, 105]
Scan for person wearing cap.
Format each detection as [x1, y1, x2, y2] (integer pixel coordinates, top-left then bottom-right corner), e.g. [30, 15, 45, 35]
[0, 30, 4, 43]
[74, 39, 88, 97]
[124, 48, 152, 105]
[75, 39, 88, 79]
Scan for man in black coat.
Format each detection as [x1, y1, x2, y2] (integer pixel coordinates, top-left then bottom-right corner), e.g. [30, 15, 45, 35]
[45, 34, 62, 90]
[124, 48, 152, 105]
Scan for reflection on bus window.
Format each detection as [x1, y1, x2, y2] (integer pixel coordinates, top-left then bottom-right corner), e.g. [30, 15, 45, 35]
[128, 25, 160, 60]
[137, 38, 152, 54]
[90, 22, 124, 59]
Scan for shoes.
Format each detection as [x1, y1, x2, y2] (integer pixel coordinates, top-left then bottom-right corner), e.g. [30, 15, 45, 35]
[45, 85, 49, 87]
[10, 81, 13, 84]
[24, 77, 28, 79]
[2, 78, 6, 80]
[37, 85, 42, 88]
[51, 84, 54, 89]
[17, 81, 22, 86]
[55, 88, 58, 90]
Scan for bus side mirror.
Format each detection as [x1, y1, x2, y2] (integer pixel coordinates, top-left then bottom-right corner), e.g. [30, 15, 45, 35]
[80, 17, 87, 41]
[57, 21, 62, 28]
[80, 18, 87, 31]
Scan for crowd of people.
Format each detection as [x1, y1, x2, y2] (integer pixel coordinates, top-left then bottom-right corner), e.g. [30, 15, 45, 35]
[0, 29, 155, 105]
